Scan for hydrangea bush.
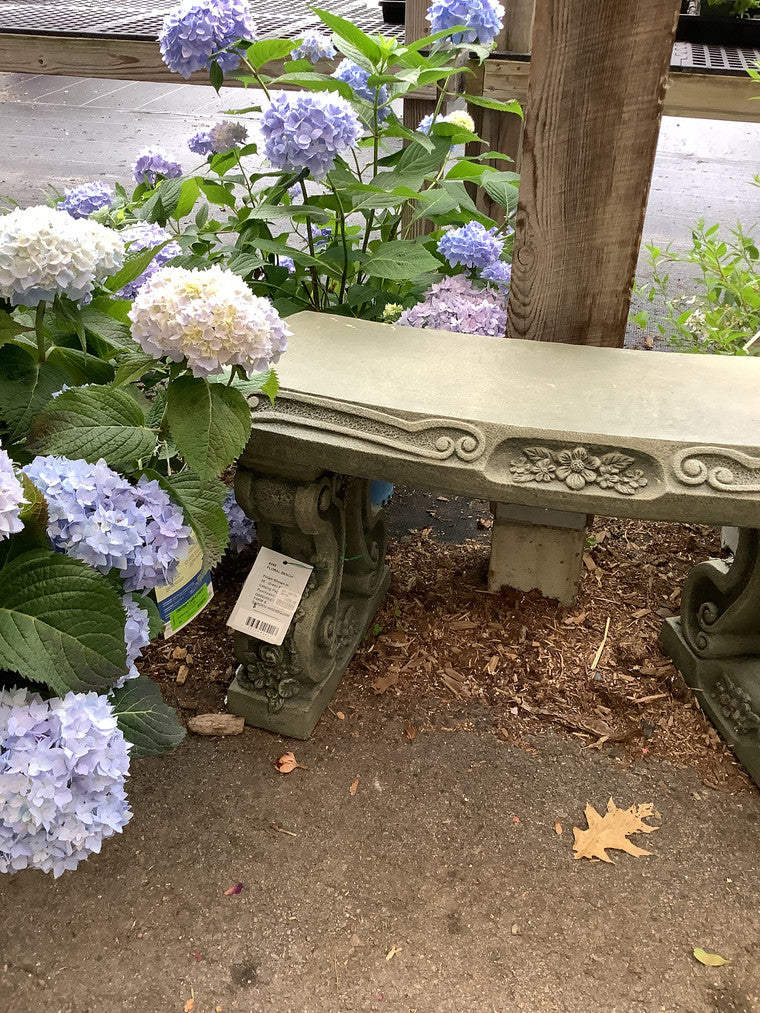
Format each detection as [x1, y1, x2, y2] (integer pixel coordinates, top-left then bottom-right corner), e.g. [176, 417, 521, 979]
[0, 0, 519, 874]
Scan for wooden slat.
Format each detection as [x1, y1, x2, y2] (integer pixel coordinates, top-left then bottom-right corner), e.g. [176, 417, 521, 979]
[403, 0, 437, 133]
[506, 0, 682, 348]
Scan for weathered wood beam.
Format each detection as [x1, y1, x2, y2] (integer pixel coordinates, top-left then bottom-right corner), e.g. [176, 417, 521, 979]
[506, 0, 682, 347]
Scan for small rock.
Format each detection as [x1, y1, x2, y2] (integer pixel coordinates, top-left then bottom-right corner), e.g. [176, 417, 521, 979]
[176, 664, 189, 685]
[172, 646, 187, 660]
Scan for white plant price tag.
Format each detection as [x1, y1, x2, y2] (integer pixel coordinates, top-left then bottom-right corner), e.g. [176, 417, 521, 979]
[227, 547, 313, 646]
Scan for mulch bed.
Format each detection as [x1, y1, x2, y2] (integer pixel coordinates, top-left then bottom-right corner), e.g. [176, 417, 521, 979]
[142, 516, 755, 795]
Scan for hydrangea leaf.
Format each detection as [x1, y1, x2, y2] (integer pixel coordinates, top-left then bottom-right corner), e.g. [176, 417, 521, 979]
[363, 240, 441, 281]
[311, 8, 381, 64]
[246, 38, 297, 70]
[167, 376, 252, 482]
[0, 343, 70, 444]
[46, 347, 114, 386]
[110, 674, 186, 757]
[28, 384, 156, 470]
[156, 470, 230, 571]
[0, 548, 127, 695]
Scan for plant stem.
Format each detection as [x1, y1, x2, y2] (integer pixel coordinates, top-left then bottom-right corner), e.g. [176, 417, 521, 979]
[239, 57, 271, 100]
[35, 301, 46, 363]
[301, 179, 325, 310]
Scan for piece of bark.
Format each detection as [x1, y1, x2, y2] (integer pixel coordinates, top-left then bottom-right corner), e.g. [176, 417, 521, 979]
[188, 713, 245, 736]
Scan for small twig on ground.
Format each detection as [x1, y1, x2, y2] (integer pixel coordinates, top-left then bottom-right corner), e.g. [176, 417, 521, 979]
[591, 617, 611, 670]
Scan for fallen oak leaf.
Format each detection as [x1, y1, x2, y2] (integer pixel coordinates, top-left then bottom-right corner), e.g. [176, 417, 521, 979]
[693, 947, 728, 966]
[224, 882, 243, 896]
[275, 751, 307, 773]
[572, 798, 659, 863]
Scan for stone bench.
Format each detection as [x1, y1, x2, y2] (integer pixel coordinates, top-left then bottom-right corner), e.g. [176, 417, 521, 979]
[229, 311, 760, 780]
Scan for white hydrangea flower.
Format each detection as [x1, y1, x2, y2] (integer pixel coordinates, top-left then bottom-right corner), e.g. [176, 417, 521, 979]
[0, 206, 124, 307]
[128, 265, 290, 378]
[446, 109, 476, 132]
[0, 445, 25, 541]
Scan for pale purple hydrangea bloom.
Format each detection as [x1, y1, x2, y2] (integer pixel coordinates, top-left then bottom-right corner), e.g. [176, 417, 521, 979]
[292, 32, 336, 64]
[129, 264, 290, 377]
[438, 221, 503, 270]
[0, 688, 132, 877]
[132, 149, 183, 187]
[279, 256, 295, 273]
[58, 181, 114, 220]
[188, 130, 213, 156]
[23, 455, 193, 592]
[0, 446, 25, 541]
[115, 594, 152, 688]
[260, 91, 362, 180]
[427, 0, 505, 46]
[481, 260, 511, 286]
[159, 0, 256, 78]
[332, 60, 389, 122]
[310, 225, 332, 245]
[223, 489, 256, 553]
[209, 120, 248, 152]
[117, 222, 182, 299]
[398, 274, 507, 337]
[418, 113, 435, 134]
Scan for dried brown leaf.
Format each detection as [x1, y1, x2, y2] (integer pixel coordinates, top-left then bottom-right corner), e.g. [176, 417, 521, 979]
[554, 821, 563, 836]
[184, 1000, 194, 1013]
[275, 751, 307, 773]
[349, 776, 360, 796]
[573, 798, 660, 863]
[372, 672, 399, 695]
[405, 722, 417, 740]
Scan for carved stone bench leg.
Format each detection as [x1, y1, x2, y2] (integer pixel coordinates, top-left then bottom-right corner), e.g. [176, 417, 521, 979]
[226, 464, 391, 739]
[661, 527, 760, 784]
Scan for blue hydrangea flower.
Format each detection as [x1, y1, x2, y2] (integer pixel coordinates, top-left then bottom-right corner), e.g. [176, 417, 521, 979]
[117, 223, 182, 299]
[223, 489, 256, 553]
[332, 60, 389, 122]
[133, 149, 183, 187]
[310, 225, 332, 245]
[159, 0, 256, 79]
[23, 456, 193, 592]
[437, 221, 503, 270]
[0, 688, 132, 877]
[115, 594, 152, 688]
[427, 0, 505, 46]
[209, 120, 248, 152]
[279, 256, 295, 273]
[292, 32, 336, 64]
[398, 274, 507, 337]
[418, 113, 435, 134]
[260, 91, 362, 180]
[58, 181, 114, 220]
[0, 446, 25, 541]
[481, 260, 511, 286]
[188, 130, 213, 156]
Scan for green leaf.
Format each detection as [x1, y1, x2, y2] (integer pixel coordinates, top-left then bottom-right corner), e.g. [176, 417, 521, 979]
[113, 351, 161, 387]
[167, 375, 252, 481]
[480, 171, 520, 213]
[110, 675, 186, 757]
[158, 470, 229, 571]
[693, 948, 728, 967]
[175, 177, 201, 219]
[105, 243, 171, 293]
[197, 179, 237, 208]
[0, 549, 127, 694]
[0, 344, 69, 443]
[267, 70, 354, 101]
[311, 7, 382, 63]
[29, 384, 156, 470]
[209, 59, 224, 92]
[0, 308, 29, 342]
[246, 38, 296, 69]
[363, 240, 441, 281]
[130, 591, 163, 641]
[47, 347, 114, 385]
[224, 366, 279, 404]
[463, 93, 524, 118]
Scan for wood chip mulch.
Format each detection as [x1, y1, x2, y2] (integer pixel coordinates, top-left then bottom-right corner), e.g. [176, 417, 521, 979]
[143, 517, 755, 795]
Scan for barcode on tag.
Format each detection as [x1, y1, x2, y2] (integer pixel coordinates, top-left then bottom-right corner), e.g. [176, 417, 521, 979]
[227, 547, 314, 646]
[244, 616, 281, 638]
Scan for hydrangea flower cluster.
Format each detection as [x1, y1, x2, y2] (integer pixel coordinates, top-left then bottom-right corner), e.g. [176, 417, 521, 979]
[427, 0, 505, 47]
[279, 256, 295, 273]
[398, 274, 507, 337]
[188, 129, 213, 156]
[133, 149, 183, 187]
[209, 120, 248, 152]
[260, 91, 362, 180]
[0, 206, 124, 307]
[292, 31, 336, 64]
[118, 594, 152, 688]
[23, 455, 193, 592]
[481, 260, 511, 287]
[159, 0, 256, 78]
[438, 221, 504, 270]
[223, 489, 256, 553]
[117, 222, 182, 299]
[129, 265, 290, 377]
[418, 109, 476, 134]
[0, 446, 25, 542]
[58, 181, 114, 220]
[332, 60, 389, 121]
[0, 688, 132, 877]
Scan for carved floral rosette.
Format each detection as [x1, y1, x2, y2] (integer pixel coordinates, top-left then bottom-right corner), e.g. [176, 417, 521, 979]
[509, 445, 648, 496]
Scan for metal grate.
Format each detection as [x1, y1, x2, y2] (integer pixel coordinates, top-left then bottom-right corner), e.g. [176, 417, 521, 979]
[671, 41, 760, 72]
[0, 0, 403, 40]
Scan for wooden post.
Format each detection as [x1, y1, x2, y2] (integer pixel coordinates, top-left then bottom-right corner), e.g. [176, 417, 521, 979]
[403, 0, 436, 132]
[467, 0, 534, 212]
[506, 0, 681, 347]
